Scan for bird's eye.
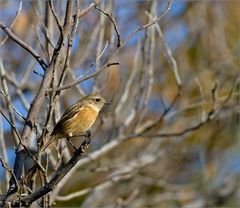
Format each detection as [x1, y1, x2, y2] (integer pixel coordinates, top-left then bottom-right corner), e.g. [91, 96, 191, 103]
[95, 98, 101, 102]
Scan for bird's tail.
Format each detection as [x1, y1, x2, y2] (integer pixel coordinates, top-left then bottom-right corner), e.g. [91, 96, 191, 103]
[41, 134, 57, 152]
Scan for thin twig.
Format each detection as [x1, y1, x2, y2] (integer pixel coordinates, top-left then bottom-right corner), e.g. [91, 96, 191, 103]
[195, 77, 207, 121]
[123, 0, 173, 47]
[0, 0, 23, 46]
[34, 27, 49, 61]
[0, 21, 48, 70]
[0, 157, 19, 195]
[48, 62, 120, 93]
[0, 61, 20, 144]
[0, 109, 45, 172]
[154, 17, 182, 87]
[95, 6, 121, 47]
[135, 89, 181, 134]
[0, 90, 26, 121]
[136, 1, 157, 129]
[144, 78, 238, 138]
[48, 0, 63, 33]
[12, 136, 92, 206]
[115, 40, 141, 116]
[56, 188, 91, 201]
[56, 152, 160, 203]
[77, 0, 100, 19]
[0, 110, 10, 186]
[96, 41, 109, 61]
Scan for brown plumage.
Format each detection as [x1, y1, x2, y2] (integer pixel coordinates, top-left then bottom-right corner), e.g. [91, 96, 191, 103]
[42, 94, 108, 151]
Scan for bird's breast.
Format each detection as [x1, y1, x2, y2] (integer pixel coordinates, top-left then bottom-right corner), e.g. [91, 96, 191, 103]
[63, 106, 98, 136]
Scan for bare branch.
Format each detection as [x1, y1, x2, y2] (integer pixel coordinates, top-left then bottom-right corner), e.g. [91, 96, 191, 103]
[96, 41, 109, 61]
[11, 136, 91, 207]
[0, 21, 48, 70]
[143, 78, 238, 138]
[95, 6, 121, 47]
[55, 188, 91, 201]
[77, 0, 101, 19]
[123, 0, 173, 46]
[0, 157, 19, 199]
[0, 90, 26, 121]
[0, 61, 19, 144]
[0, 0, 23, 46]
[0, 113, 10, 186]
[48, 0, 63, 33]
[154, 20, 182, 87]
[49, 62, 120, 93]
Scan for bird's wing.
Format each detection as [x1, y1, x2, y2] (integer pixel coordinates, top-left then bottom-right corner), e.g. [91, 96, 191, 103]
[51, 103, 84, 136]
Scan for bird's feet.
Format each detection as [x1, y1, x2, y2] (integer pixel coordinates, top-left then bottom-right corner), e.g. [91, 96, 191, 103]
[84, 130, 91, 144]
[85, 130, 91, 138]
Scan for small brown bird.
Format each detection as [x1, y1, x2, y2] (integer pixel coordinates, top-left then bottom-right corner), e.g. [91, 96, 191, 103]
[42, 94, 108, 151]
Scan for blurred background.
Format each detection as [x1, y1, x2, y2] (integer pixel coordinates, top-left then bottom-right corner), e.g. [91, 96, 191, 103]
[0, 0, 239, 207]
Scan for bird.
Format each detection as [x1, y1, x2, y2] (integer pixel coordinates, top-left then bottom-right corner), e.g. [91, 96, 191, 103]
[42, 93, 109, 151]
